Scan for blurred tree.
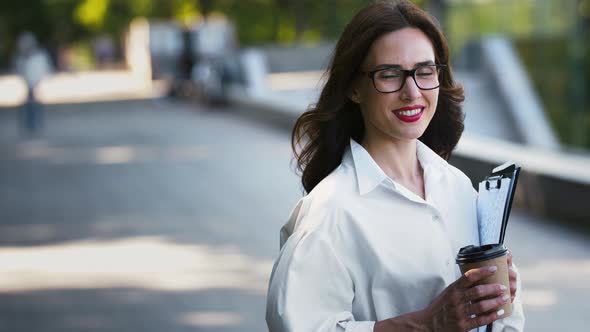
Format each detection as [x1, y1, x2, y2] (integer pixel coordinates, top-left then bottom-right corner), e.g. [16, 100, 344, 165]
[74, 0, 110, 31]
[199, 0, 215, 16]
[210, 0, 276, 44]
[0, 0, 207, 69]
[0, 0, 436, 68]
[569, 0, 590, 146]
[272, 0, 309, 41]
[428, 0, 447, 31]
[211, 0, 373, 44]
[0, 0, 46, 67]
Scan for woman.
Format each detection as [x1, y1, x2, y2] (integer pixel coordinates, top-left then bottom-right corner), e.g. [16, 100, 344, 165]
[266, 1, 524, 331]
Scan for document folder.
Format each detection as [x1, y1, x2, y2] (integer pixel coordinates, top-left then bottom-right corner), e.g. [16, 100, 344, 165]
[476, 162, 521, 246]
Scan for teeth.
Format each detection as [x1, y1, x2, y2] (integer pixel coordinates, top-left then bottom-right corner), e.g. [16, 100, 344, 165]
[398, 108, 422, 116]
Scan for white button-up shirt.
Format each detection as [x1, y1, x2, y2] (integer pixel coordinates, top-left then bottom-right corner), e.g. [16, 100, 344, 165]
[266, 139, 524, 332]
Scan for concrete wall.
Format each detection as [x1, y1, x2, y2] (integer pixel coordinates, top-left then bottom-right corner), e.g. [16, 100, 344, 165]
[451, 134, 590, 230]
[458, 37, 560, 150]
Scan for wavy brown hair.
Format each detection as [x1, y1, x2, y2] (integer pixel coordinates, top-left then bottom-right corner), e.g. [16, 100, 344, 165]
[292, 0, 465, 193]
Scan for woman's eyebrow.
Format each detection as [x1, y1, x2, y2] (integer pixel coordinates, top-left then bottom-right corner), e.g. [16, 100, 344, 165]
[415, 60, 435, 66]
[372, 60, 435, 70]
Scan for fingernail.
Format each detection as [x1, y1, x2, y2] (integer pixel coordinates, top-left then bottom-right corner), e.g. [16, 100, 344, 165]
[500, 285, 507, 291]
[497, 309, 505, 316]
[502, 294, 510, 302]
[488, 266, 497, 272]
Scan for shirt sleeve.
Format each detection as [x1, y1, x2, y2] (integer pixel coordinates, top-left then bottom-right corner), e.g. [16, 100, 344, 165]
[266, 229, 375, 332]
[492, 262, 525, 332]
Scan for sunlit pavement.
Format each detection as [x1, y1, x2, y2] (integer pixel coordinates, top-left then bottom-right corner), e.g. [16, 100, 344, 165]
[0, 98, 301, 331]
[0, 97, 588, 331]
[0, 71, 167, 107]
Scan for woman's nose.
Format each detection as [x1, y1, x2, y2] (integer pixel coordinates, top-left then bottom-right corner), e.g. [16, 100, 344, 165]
[400, 75, 421, 100]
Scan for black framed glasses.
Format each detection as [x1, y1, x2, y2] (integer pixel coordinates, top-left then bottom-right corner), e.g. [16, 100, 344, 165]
[364, 64, 446, 93]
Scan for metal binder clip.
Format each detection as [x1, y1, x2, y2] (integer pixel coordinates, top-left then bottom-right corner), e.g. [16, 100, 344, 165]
[485, 176, 502, 190]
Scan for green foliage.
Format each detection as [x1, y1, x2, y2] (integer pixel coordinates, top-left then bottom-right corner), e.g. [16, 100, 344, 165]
[446, 0, 575, 56]
[0, 0, 52, 62]
[447, 1, 516, 54]
[69, 42, 95, 70]
[206, 0, 369, 45]
[210, 0, 276, 44]
[0, 0, 204, 67]
[74, 0, 110, 31]
[447, 0, 589, 149]
[0, 0, 425, 65]
[173, 0, 200, 24]
[516, 36, 590, 148]
[128, 0, 153, 16]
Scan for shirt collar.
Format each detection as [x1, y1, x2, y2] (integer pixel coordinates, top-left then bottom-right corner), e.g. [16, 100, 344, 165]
[348, 138, 389, 195]
[346, 138, 448, 196]
[416, 139, 448, 172]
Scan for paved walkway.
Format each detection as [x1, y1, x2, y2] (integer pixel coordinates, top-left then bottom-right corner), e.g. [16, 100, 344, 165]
[0, 71, 168, 107]
[0, 99, 299, 331]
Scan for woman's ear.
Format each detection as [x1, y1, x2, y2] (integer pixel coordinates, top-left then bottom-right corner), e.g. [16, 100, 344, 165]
[349, 84, 361, 104]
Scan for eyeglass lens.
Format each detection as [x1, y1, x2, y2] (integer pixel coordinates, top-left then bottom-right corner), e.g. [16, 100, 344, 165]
[373, 65, 440, 92]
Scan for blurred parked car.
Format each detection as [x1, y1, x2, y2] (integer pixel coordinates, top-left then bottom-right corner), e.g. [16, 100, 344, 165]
[187, 18, 240, 104]
[148, 21, 184, 81]
[133, 17, 266, 105]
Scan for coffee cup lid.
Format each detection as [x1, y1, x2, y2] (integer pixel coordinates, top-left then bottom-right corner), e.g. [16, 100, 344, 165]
[456, 243, 508, 264]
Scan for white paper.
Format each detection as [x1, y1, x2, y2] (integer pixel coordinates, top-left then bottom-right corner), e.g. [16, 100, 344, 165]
[477, 177, 511, 246]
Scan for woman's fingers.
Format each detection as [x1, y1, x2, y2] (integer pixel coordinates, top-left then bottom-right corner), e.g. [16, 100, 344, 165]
[506, 250, 519, 302]
[464, 308, 507, 331]
[508, 266, 517, 302]
[456, 266, 498, 289]
[427, 267, 506, 332]
[464, 283, 506, 303]
[464, 293, 510, 316]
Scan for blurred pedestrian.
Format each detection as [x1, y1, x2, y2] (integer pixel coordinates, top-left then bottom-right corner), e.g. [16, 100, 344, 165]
[14, 32, 53, 136]
[266, 1, 525, 332]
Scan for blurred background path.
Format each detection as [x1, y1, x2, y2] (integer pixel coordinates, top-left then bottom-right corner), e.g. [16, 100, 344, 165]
[0, 99, 296, 331]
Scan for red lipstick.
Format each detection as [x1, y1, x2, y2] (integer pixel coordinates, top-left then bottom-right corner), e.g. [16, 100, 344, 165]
[393, 105, 424, 123]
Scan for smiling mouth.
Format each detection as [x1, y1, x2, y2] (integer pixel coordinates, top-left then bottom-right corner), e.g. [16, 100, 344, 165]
[393, 107, 424, 123]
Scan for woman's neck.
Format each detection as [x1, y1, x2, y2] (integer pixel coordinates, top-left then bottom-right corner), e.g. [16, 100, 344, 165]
[362, 135, 424, 198]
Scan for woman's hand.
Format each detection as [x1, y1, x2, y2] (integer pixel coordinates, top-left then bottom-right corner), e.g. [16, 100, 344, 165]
[507, 251, 518, 303]
[421, 266, 510, 332]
